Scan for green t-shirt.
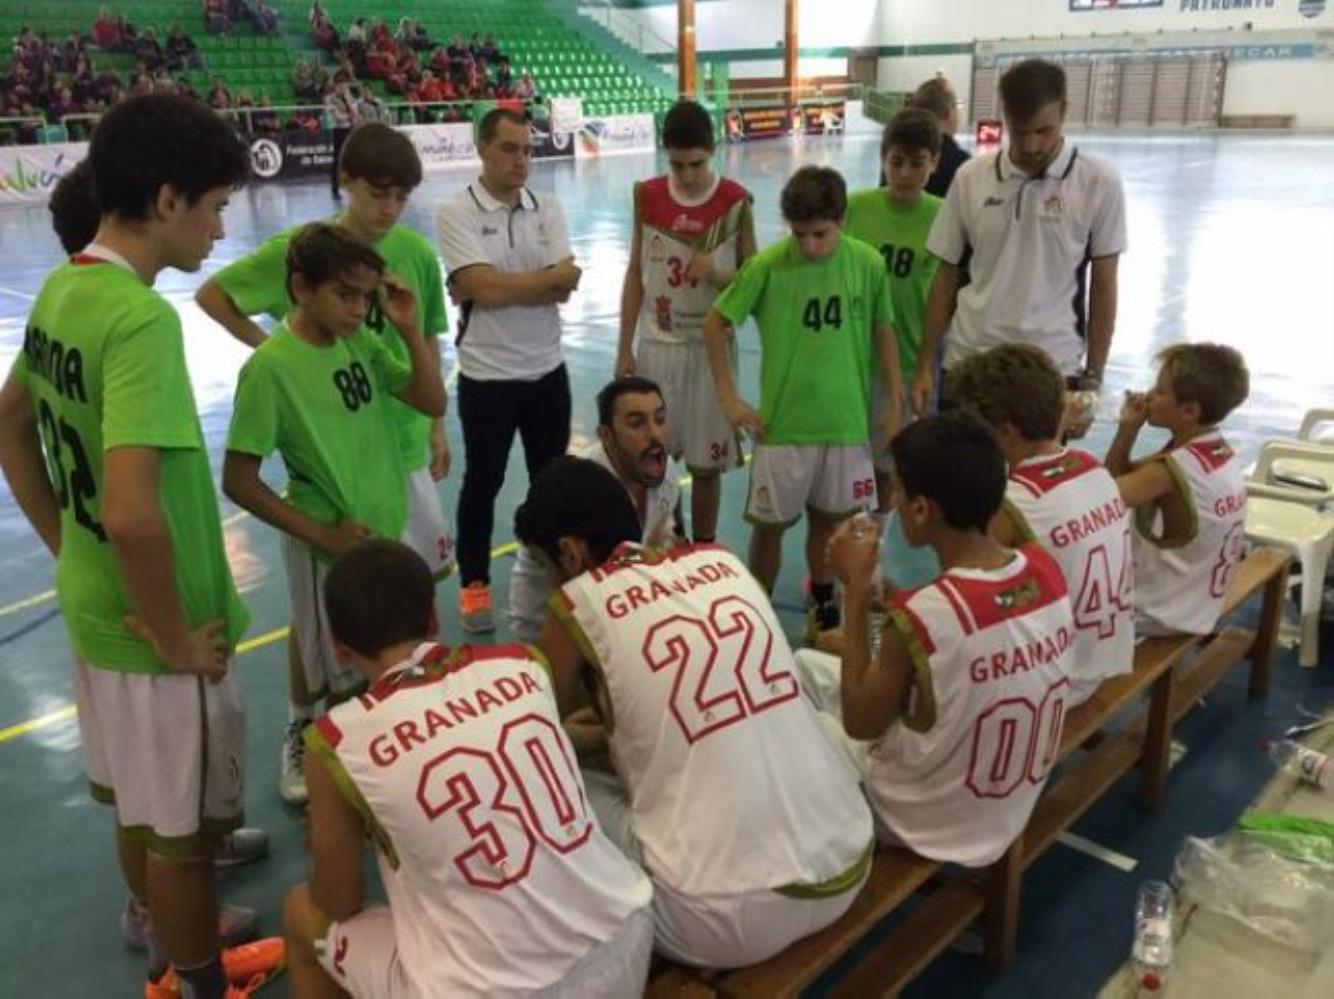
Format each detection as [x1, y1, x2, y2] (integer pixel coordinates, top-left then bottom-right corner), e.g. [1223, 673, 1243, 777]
[226, 323, 413, 548]
[713, 235, 895, 445]
[14, 257, 250, 674]
[844, 189, 942, 381]
[213, 222, 447, 472]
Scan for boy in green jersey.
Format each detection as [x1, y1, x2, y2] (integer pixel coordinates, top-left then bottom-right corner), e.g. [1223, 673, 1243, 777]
[0, 95, 267, 999]
[704, 166, 903, 638]
[845, 109, 943, 521]
[196, 122, 454, 581]
[222, 224, 447, 807]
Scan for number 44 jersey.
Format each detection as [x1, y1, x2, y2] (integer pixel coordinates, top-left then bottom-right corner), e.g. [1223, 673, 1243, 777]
[871, 545, 1075, 867]
[555, 543, 874, 899]
[308, 643, 652, 995]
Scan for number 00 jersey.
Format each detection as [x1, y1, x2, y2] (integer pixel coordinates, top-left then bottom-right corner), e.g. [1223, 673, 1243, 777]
[555, 543, 874, 899]
[1002, 448, 1134, 688]
[871, 545, 1074, 867]
[635, 174, 752, 344]
[306, 643, 651, 996]
[1132, 433, 1248, 637]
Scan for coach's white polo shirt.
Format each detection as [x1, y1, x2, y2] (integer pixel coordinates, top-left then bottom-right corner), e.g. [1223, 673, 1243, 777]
[436, 181, 571, 382]
[926, 141, 1127, 376]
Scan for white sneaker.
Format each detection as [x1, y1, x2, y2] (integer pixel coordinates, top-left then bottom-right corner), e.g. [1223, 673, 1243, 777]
[280, 720, 309, 806]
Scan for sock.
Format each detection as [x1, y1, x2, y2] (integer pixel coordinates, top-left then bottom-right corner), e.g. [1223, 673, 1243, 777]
[174, 956, 226, 999]
[288, 702, 314, 727]
[811, 581, 836, 607]
[131, 897, 169, 978]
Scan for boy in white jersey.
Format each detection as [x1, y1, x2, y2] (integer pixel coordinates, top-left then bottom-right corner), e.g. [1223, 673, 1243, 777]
[948, 344, 1133, 705]
[517, 457, 874, 968]
[799, 413, 1074, 866]
[1107, 343, 1251, 636]
[509, 376, 684, 642]
[283, 540, 654, 998]
[616, 99, 756, 543]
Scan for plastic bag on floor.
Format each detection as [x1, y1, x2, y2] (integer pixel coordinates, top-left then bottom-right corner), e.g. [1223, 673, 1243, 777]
[1173, 831, 1334, 954]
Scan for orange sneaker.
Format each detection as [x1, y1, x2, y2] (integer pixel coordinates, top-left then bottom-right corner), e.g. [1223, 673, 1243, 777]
[459, 581, 494, 634]
[144, 938, 286, 998]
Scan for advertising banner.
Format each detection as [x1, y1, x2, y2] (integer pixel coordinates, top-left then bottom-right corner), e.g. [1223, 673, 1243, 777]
[246, 130, 335, 182]
[550, 97, 584, 134]
[400, 122, 480, 172]
[575, 113, 656, 158]
[723, 102, 846, 142]
[0, 142, 88, 204]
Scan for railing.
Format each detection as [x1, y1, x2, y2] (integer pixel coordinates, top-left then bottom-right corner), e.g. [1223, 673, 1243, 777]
[0, 115, 54, 144]
[725, 82, 868, 107]
[863, 88, 908, 124]
[576, 0, 676, 55]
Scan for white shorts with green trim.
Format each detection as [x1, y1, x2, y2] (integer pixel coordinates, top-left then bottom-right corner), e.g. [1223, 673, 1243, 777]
[74, 659, 245, 855]
[582, 768, 869, 968]
[637, 337, 743, 473]
[281, 535, 362, 700]
[315, 902, 654, 998]
[745, 443, 876, 526]
[403, 468, 455, 579]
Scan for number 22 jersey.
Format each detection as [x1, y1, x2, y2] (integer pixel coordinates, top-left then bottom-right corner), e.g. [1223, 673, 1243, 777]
[306, 642, 651, 995]
[871, 545, 1074, 867]
[554, 542, 874, 898]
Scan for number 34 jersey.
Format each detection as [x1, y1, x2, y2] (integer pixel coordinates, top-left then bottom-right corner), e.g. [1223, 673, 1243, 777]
[555, 543, 874, 898]
[1002, 448, 1134, 689]
[307, 643, 651, 996]
[15, 252, 249, 674]
[872, 545, 1075, 867]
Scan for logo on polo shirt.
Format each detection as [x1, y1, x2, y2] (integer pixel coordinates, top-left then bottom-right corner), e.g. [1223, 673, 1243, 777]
[1042, 195, 1064, 219]
[481, 225, 498, 236]
[983, 196, 1005, 208]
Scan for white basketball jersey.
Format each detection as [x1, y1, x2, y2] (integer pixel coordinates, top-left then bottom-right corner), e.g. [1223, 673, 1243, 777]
[556, 543, 873, 897]
[311, 643, 651, 995]
[636, 174, 752, 344]
[868, 545, 1074, 867]
[1004, 448, 1134, 687]
[509, 439, 682, 643]
[1132, 433, 1248, 637]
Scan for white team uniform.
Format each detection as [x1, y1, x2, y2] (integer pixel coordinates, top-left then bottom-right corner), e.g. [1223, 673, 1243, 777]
[847, 545, 1073, 868]
[1003, 448, 1134, 706]
[1132, 433, 1248, 637]
[555, 543, 874, 967]
[633, 174, 751, 472]
[508, 439, 682, 643]
[306, 642, 653, 998]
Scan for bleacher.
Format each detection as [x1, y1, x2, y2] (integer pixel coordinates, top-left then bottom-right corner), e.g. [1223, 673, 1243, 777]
[2, 0, 674, 120]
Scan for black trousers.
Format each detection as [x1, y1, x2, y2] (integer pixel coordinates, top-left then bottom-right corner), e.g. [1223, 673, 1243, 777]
[456, 364, 571, 584]
[330, 126, 351, 197]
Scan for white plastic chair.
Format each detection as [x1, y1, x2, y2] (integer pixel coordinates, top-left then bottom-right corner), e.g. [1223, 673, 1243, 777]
[1243, 480, 1333, 668]
[1249, 441, 1334, 509]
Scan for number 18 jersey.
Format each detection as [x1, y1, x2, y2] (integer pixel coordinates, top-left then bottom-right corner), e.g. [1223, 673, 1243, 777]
[555, 543, 873, 898]
[307, 642, 651, 995]
[1003, 448, 1134, 689]
[871, 545, 1074, 867]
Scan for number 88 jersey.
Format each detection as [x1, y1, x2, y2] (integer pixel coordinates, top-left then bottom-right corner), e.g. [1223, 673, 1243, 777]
[554, 542, 873, 898]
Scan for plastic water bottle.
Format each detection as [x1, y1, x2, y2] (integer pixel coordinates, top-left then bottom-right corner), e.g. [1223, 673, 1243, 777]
[1266, 739, 1330, 789]
[1131, 880, 1174, 992]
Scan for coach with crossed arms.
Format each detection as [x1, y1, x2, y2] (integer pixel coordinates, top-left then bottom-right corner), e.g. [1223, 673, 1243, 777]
[436, 107, 582, 633]
[911, 58, 1127, 414]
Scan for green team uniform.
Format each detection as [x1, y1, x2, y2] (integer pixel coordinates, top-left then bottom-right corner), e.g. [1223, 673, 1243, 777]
[713, 234, 895, 445]
[14, 257, 249, 674]
[226, 323, 413, 549]
[844, 190, 942, 381]
[213, 222, 446, 472]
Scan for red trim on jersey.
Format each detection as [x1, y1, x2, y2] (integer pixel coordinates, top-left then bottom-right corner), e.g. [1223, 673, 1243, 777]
[936, 577, 978, 636]
[70, 253, 112, 267]
[1008, 449, 1103, 498]
[934, 545, 1069, 633]
[365, 643, 540, 702]
[314, 715, 343, 749]
[595, 540, 730, 582]
[1182, 437, 1235, 475]
[639, 175, 751, 236]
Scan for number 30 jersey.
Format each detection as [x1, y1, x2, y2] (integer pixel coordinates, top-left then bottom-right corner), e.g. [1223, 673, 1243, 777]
[555, 543, 874, 898]
[1003, 448, 1134, 689]
[870, 545, 1074, 867]
[635, 174, 752, 345]
[1131, 433, 1248, 637]
[308, 642, 651, 995]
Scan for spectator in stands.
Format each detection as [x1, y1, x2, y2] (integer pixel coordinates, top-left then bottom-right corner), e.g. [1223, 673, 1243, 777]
[428, 46, 449, 75]
[91, 8, 124, 50]
[369, 18, 392, 50]
[252, 93, 280, 132]
[325, 79, 359, 196]
[249, 0, 279, 35]
[409, 20, 432, 51]
[153, 70, 175, 93]
[176, 75, 198, 100]
[516, 71, 535, 100]
[495, 57, 513, 94]
[481, 33, 500, 63]
[293, 58, 318, 100]
[70, 56, 97, 103]
[60, 33, 86, 72]
[394, 18, 413, 47]
[45, 82, 76, 124]
[208, 76, 232, 109]
[345, 17, 367, 67]
[166, 26, 203, 71]
[134, 28, 164, 72]
[357, 85, 391, 124]
[204, 0, 231, 35]
[310, 1, 338, 53]
[468, 32, 484, 62]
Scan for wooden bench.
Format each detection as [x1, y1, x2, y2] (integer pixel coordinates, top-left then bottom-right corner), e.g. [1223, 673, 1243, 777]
[647, 546, 1290, 997]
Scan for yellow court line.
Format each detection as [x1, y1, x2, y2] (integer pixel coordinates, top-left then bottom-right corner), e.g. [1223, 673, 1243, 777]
[0, 704, 77, 744]
[0, 589, 57, 617]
